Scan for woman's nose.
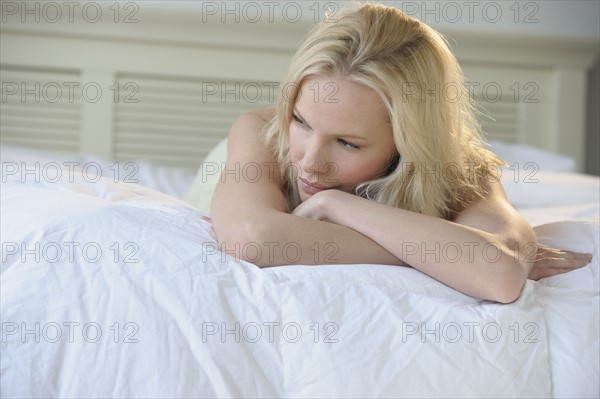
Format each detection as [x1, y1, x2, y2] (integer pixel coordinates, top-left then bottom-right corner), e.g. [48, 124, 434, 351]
[300, 140, 328, 174]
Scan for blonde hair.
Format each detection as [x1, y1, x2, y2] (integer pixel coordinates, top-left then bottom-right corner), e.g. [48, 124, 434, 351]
[264, 2, 506, 219]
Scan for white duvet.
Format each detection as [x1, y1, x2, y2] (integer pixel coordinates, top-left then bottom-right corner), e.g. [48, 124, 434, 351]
[1, 166, 599, 398]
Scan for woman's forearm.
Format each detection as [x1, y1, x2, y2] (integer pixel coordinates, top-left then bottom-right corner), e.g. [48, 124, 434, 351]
[320, 192, 532, 303]
[217, 211, 408, 268]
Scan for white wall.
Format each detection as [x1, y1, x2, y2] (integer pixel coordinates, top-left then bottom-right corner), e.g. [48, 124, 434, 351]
[1, 0, 598, 172]
[587, 60, 600, 175]
[382, 0, 599, 39]
[140, 0, 599, 39]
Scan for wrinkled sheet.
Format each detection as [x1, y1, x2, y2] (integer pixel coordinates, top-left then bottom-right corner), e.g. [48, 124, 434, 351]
[1, 168, 598, 398]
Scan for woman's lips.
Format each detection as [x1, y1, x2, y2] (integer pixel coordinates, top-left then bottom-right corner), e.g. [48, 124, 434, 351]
[299, 177, 331, 195]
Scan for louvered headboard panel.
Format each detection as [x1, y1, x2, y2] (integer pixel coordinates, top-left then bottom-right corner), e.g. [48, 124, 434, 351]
[1, 66, 81, 152]
[113, 73, 275, 169]
[0, 9, 597, 172]
[462, 64, 553, 146]
[477, 99, 520, 143]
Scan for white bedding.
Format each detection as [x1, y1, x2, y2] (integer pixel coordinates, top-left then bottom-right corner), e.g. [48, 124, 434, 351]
[1, 151, 599, 397]
[0, 144, 197, 200]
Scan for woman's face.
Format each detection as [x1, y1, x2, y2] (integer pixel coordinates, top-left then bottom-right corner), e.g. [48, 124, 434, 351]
[289, 75, 397, 202]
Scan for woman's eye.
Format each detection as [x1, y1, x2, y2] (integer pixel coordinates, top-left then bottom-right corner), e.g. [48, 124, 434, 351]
[291, 114, 305, 126]
[338, 139, 360, 150]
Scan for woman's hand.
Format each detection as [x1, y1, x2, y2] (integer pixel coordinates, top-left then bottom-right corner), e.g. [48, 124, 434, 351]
[291, 189, 339, 221]
[528, 245, 592, 280]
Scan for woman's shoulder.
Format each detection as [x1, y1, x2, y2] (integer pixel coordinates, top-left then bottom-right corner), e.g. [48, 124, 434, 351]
[248, 106, 276, 123]
[452, 178, 514, 228]
[228, 107, 274, 141]
[227, 107, 276, 144]
[227, 107, 278, 164]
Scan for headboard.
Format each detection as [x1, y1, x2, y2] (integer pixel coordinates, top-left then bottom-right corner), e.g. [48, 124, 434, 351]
[1, 3, 598, 172]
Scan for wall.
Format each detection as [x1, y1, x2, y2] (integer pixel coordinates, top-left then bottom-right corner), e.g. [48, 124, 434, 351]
[1, 0, 598, 172]
[587, 60, 600, 176]
[139, 0, 600, 173]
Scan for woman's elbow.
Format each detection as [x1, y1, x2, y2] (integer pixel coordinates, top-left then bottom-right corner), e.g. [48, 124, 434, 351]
[493, 281, 525, 304]
[213, 219, 273, 267]
[491, 260, 530, 304]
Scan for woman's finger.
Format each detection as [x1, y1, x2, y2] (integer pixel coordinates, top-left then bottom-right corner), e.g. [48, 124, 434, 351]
[537, 246, 592, 258]
[533, 256, 592, 269]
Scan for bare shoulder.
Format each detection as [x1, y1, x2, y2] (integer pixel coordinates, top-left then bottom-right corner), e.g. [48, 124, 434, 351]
[248, 106, 276, 123]
[227, 108, 275, 161]
[211, 107, 287, 225]
[452, 179, 532, 241]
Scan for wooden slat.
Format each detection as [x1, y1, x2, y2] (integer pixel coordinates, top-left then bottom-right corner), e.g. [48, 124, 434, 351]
[474, 94, 521, 143]
[112, 72, 275, 170]
[0, 65, 81, 152]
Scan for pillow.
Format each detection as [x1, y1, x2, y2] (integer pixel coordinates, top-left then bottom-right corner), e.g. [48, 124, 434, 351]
[500, 169, 600, 208]
[482, 140, 598, 207]
[487, 139, 576, 172]
[184, 138, 228, 213]
[1, 144, 195, 199]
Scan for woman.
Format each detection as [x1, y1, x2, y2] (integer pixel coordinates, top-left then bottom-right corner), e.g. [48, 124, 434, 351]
[211, 3, 592, 303]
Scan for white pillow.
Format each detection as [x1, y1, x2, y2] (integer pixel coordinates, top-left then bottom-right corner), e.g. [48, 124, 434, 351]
[1, 144, 195, 199]
[500, 169, 600, 208]
[486, 140, 598, 207]
[488, 139, 576, 172]
[184, 138, 228, 213]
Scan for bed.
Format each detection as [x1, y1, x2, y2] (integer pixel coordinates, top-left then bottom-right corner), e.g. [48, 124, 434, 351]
[1, 141, 599, 398]
[1, 1, 599, 398]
